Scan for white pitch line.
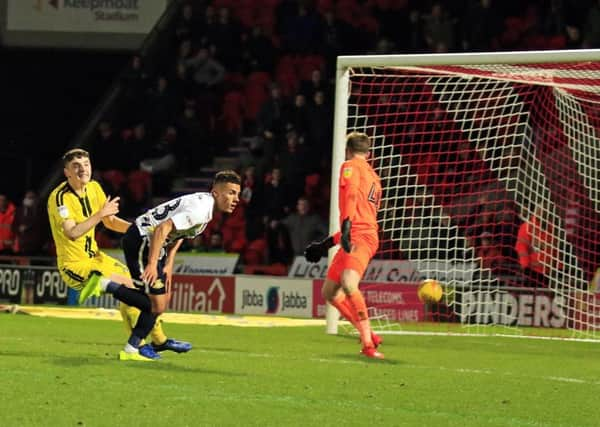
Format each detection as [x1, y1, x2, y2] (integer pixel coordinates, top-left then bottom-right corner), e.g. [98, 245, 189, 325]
[194, 348, 600, 385]
[543, 376, 592, 384]
[378, 330, 600, 343]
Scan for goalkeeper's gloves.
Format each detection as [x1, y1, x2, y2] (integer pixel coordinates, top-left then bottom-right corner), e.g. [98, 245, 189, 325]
[341, 217, 352, 253]
[304, 236, 335, 263]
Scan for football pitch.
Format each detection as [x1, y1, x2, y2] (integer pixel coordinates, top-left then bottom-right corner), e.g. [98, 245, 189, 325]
[2, 312, 600, 427]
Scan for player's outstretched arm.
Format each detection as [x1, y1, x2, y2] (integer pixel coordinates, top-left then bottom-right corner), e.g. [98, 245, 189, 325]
[102, 215, 131, 234]
[62, 196, 120, 241]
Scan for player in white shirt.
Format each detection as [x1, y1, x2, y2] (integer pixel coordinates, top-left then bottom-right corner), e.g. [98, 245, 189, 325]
[79, 170, 241, 361]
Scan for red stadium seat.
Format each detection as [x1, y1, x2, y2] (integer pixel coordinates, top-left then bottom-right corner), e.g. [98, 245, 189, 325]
[212, 0, 235, 9]
[222, 91, 245, 133]
[276, 70, 299, 97]
[256, 0, 278, 8]
[228, 237, 247, 253]
[317, 0, 334, 14]
[243, 263, 288, 275]
[127, 170, 152, 203]
[102, 170, 126, 192]
[243, 238, 267, 265]
[121, 128, 133, 141]
[304, 173, 320, 195]
[244, 73, 272, 119]
[223, 72, 246, 89]
[236, 7, 255, 28]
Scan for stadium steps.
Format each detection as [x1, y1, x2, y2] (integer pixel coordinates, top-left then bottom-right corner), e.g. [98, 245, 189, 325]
[212, 155, 240, 170]
[169, 145, 245, 196]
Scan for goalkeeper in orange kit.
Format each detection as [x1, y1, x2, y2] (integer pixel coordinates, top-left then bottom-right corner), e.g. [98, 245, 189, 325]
[304, 132, 384, 359]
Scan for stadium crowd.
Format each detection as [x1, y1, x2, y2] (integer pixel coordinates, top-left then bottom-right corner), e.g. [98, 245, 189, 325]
[4, 0, 600, 281]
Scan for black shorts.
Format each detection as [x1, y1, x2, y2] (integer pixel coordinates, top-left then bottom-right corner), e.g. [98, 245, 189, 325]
[122, 225, 167, 295]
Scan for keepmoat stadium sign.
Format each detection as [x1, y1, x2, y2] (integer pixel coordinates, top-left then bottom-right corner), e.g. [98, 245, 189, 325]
[7, 0, 167, 33]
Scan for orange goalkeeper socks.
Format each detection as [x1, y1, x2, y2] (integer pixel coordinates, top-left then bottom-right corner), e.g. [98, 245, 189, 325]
[331, 293, 359, 330]
[348, 291, 374, 348]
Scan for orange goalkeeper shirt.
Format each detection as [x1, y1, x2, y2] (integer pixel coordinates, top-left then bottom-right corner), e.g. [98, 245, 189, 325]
[337, 156, 381, 235]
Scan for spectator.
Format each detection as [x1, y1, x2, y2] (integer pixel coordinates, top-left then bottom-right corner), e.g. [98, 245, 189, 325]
[208, 7, 241, 70]
[584, 0, 600, 47]
[284, 1, 322, 53]
[171, 61, 194, 101]
[145, 76, 180, 135]
[319, 9, 350, 73]
[407, 9, 427, 52]
[174, 2, 204, 43]
[300, 68, 328, 100]
[279, 196, 327, 256]
[477, 232, 503, 273]
[0, 194, 15, 254]
[122, 122, 151, 172]
[565, 24, 583, 49]
[12, 191, 46, 255]
[239, 137, 271, 185]
[241, 25, 276, 74]
[541, 0, 565, 37]
[466, 204, 497, 249]
[266, 218, 293, 265]
[257, 83, 288, 143]
[462, 0, 501, 51]
[174, 39, 194, 76]
[175, 99, 210, 174]
[140, 126, 177, 176]
[306, 90, 333, 156]
[277, 129, 309, 204]
[205, 231, 225, 253]
[240, 165, 256, 206]
[516, 207, 558, 287]
[423, 2, 456, 52]
[373, 1, 410, 47]
[91, 120, 124, 172]
[263, 167, 288, 221]
[287, 93, 310, 139]
[184, 230, 226, 253]
[184, 47, 226, 93]
[119, 54, 150, 126]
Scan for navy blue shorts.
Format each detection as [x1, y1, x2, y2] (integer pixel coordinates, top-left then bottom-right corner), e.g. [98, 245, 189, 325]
[121, 225, 167, 295]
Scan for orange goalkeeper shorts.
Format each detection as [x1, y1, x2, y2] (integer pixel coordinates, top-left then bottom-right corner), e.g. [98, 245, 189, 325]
[326, 232, 378, 283]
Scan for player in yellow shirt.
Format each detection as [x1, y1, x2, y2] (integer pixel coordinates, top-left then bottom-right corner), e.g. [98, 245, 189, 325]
[47, 148, 190, 360]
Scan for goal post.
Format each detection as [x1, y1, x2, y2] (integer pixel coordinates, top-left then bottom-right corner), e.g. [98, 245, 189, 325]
[325, 60, 351, 334]
[328, 49, 600, 338]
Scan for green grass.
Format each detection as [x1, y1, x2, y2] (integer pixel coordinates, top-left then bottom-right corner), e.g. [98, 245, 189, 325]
[2, 313, 600, 427]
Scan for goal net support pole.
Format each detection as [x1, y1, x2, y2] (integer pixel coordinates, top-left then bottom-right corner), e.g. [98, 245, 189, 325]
[325, 60, 350, 334]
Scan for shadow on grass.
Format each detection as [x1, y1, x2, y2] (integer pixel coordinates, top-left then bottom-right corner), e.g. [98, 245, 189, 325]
[0, 349, 245, 377]
[206, 347, 266, 354]
[332, 352, 401, 365]
[110, 361, 247, 376]
[0, 349, 100, 364]
[44, 353, 247, 377]
[56, 338, 119, 346]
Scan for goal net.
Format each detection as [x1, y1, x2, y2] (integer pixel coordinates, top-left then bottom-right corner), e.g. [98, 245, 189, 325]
[329, 50, 600, 339]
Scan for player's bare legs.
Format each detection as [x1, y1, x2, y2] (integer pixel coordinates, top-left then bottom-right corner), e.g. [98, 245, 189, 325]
[323, 276, 383, 354]
[323, 280, 359, 329]
[150, 293, 169, 314]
